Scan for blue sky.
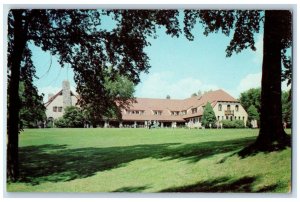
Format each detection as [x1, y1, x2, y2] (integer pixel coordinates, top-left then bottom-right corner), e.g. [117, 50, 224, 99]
[30, 12, 290, 102]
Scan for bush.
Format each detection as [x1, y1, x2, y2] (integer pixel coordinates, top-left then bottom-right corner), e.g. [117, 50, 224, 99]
[63, 106, 84, 128]
[221, 120, 245, 128]
[54, 117, 68, 128]
[54, 106, 84, 128]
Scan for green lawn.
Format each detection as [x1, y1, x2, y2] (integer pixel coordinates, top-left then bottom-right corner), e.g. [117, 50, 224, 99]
[7, 128, 291, 193]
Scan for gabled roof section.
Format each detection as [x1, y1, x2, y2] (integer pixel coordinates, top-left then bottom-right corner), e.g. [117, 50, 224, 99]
[199, 89, 237, 103]
[44, 90, 63, 107]
[44, 89, 79, 107]
[181, 89, 236, 110]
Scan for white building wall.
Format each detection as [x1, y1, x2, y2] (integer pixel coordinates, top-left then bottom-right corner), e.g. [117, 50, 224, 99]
[46, 95, 64, 120]
[46, 94, 78, 120]
[213, 102, 248, 125]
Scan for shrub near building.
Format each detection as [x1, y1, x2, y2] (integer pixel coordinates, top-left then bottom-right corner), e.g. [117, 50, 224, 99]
[54, 106, 84, 128]
[221, 120, 245, 128]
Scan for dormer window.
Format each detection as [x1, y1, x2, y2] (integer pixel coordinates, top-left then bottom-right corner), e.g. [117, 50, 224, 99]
[127, 110, 144, 115]
[171, 111, 180, 116]
[153, 110, 162, 115]
[192, 108, 197, 114]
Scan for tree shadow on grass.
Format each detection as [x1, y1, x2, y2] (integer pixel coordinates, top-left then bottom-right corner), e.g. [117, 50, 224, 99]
[237, 135, 291, 158]
[161, 176, 278, 193]
[18, 136, 256, 185]
[113, 185, 150, 192]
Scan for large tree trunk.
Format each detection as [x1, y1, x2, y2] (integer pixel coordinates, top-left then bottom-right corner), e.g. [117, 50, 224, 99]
[7, 10, 28, 181]
[255, 10, 289, 149]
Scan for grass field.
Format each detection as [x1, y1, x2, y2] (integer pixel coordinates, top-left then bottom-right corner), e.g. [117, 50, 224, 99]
[7, 128, 291, 193]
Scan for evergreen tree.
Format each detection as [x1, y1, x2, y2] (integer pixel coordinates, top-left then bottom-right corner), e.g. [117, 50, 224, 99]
[201, 102, 216, 128]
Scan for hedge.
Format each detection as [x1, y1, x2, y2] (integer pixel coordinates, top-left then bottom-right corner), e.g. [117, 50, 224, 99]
[221, 120, 245, 128]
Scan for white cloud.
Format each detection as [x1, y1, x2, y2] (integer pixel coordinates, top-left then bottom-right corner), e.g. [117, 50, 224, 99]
[224, 72, 261, 98]
[135, 71, 219, 99]
[228, 72, 291, 98]
[237, 72, 262, 93]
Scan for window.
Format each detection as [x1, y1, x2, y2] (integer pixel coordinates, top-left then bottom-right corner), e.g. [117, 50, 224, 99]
[181, 110, 187, 115]
[53, 106, 57, 112]
[227, 105, 231, 110]
[218, 104, 222, 111]
[58, 107, 63, 112]
[192, 108, 197, 114]
[171, 111, 179, 116]
[128, 110, 144, 115]
[238, 116, 240, 120]
[217, 116, 220, 120]
[242, 116, 245, 121]
[226, 116, 228, 120]
[235, 105, 239, 111]
[153, 110, 162, 115]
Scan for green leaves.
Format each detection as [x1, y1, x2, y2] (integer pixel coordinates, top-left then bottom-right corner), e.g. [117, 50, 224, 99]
[239, 88, 261, 114]
[201, 102, 217, 127]
[183, 10, 262, 57]
[247, 105, 259, 122]
[282, 91, 292, 125]
[19, 46, 46, 128]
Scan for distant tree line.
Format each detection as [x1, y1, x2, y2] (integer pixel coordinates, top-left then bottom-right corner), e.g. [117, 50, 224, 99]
[239, 88, 291, 128]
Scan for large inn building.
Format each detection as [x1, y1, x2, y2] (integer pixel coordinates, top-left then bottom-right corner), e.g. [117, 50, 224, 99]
[45, 81, 248, 128]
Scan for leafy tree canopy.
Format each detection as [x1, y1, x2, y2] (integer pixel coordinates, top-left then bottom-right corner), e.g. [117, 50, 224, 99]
[81, 67, 136, 125]
[8, 9, 181, 127]
[247, 105, 259, 122]
[60, 106, 84, 128]
[282, 91, 292, 125]
[18, 47, 46, 128]
[183, 10, 291, 84]
[239, 88, 261, 113]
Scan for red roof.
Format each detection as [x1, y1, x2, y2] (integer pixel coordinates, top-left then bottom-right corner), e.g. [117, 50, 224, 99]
[121, 89, 238, 122]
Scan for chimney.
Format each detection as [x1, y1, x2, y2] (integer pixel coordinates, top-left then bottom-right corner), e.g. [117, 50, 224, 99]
[62, 80, 72, 108]
[48, 93, 54, 101]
